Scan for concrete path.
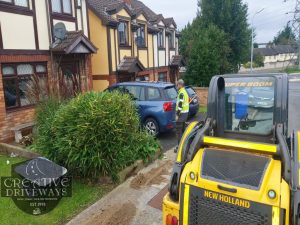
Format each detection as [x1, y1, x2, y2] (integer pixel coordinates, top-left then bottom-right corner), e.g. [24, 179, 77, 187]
[66, 150, 176, 225]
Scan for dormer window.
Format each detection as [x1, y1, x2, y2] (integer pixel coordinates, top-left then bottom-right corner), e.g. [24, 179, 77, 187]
[0, 0, 29, 8]
[118, 21, 129, 46]
[51, 0, 72, 15]
[158, 29, 164, 48]
[136, 25, 145, 48]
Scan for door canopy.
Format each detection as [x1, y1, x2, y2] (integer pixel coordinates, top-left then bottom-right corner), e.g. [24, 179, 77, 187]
[51, 31, 97, 54]
[117, 57, 145, 74]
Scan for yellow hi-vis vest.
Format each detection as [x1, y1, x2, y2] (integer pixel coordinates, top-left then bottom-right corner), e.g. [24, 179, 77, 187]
[176, 87, 190, 113]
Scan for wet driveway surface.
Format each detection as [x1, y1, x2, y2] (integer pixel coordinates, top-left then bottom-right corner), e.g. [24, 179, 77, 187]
[158, 112, 206, 152]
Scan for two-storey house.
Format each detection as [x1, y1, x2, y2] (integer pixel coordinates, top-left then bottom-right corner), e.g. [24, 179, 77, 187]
[87, 0, 184, 91]
[0, 0, 97, 142]
[254, 45, 297, 69]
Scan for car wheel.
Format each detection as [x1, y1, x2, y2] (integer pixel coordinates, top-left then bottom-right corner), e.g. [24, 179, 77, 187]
[144, 118, 159, 136]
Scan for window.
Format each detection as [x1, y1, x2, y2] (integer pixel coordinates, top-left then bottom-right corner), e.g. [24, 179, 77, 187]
[118, 21, 129, 46]
[169, 30, 174, 49]
[136, 25, 145, 48]
[136, 75, 149, 82]
[119, 85, 145, 101]
[186, 87, 196, 96]
[51, 0, 72, 14]
[224, 77, 275, 135]
[0, 0, 29, 7]
[164, 86, 177, 100]
[147, 87, 161, 101]
[158, 29, 164, 48]
[2, 63, 48, 109]
[158, 72, 167, 82]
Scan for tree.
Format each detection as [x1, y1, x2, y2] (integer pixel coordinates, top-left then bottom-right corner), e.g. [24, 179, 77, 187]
[253, 52, 264, 67]
[184, 24, 231, 86]
[273, 24, 296, 45]
[179, 0, 251, 86]
[198, 0, 251, 71]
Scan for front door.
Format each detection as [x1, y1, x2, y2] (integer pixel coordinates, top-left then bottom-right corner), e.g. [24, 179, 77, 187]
[60, 62, 81, 98]
[169, 68, 177, 84]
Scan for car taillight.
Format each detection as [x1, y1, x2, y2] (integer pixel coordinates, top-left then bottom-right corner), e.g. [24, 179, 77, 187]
[189, 97, 192, 103]
[166, 214, 178, 225]
[163, 102, 173, 112]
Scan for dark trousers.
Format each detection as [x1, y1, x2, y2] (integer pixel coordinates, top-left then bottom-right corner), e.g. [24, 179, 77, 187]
[176, 113, 188, 144]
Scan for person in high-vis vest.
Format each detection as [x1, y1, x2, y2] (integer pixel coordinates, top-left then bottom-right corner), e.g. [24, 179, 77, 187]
[176, 79, 190, 144]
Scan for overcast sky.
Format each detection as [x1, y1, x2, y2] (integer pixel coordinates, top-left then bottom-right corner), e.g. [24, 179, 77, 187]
[141, 0, 296, 43]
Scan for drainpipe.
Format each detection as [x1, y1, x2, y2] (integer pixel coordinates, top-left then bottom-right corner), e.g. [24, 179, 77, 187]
[45, 0, 57, 96]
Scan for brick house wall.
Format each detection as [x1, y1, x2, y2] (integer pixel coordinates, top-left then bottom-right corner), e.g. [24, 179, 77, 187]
[0, 54, 50, 142]
[0, 53, 93, 142]
[137, 66, 172, 82]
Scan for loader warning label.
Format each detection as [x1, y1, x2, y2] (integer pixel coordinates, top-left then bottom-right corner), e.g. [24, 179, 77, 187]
[204, 190, 251, 208]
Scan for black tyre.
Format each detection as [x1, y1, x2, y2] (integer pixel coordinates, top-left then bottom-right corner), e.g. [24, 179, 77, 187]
[144, 118, 159, 136]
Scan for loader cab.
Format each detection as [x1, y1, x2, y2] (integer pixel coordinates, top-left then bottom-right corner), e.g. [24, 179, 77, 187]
[288, 74, 300, 135]
[207, 74, 289, 143]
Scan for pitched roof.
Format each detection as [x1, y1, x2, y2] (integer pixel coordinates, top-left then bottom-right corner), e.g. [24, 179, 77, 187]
[150, 14, 165, 25]
[254, 45, 296, 56]
[164, 18, 177, 28]
[87, 0, 119, 27]
[51, 31, 97, 54]
[118, 56, 145, 73]
[130, 0, 157, 20]
[87, 0, 177, 28]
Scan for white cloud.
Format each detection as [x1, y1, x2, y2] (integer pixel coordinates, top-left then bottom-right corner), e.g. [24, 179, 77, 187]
[140, 0, 295, 43]
[141, 0, 198, 29]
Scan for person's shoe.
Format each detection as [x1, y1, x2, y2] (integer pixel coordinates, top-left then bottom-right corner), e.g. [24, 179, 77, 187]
[174, 146, 179, 153]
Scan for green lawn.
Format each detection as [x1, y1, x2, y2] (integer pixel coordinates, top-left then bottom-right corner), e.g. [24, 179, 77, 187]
[285, 67, 300, 74]
[199, 105, 208, 113]
[0, 154, 114, 225]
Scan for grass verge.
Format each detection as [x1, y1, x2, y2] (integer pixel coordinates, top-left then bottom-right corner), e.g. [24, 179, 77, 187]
[199, 105, 208, 113]
[0, 154, 114, 225]
[285, 67, 300, 74]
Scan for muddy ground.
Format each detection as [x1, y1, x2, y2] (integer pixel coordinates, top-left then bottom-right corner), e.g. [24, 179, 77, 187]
[67, 151, 176, 225]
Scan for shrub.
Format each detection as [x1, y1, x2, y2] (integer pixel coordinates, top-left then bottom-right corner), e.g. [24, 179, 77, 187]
[34, 92, 159, 181]
[33, 98, 63, 153]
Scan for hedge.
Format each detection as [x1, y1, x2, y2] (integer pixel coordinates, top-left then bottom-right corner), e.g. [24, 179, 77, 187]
[33, 92, 159, 181]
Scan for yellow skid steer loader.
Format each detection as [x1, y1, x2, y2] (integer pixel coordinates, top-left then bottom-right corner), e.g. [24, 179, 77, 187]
[163, 74, 300, 225]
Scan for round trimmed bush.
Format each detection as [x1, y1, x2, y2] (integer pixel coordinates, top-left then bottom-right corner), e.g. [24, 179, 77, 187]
[34, 92, 159, 180]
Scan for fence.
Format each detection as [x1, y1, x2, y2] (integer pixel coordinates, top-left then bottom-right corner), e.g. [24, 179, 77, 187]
[193, 87, 208, 106]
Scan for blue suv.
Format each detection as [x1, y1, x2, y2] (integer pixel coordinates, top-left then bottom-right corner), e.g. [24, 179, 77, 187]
[107, 82, 177, 136]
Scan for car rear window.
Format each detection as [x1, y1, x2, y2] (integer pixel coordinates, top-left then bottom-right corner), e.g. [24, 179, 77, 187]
[147, 87, 161, 101]
[186, 87, 196, 96]
[164, 86, 177, 100]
